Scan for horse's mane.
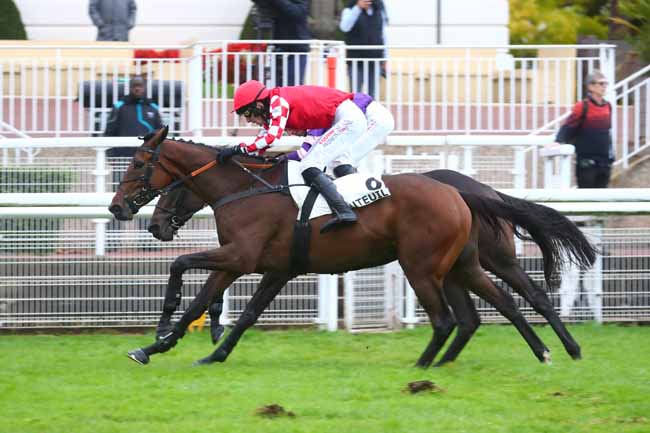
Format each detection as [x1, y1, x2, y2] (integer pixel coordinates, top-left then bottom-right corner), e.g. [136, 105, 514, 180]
[164, 136, 283, 167]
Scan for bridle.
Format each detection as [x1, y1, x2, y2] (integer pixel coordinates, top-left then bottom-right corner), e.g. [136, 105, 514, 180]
[119, 143, 216, 215]
[118, 140, 281, 215]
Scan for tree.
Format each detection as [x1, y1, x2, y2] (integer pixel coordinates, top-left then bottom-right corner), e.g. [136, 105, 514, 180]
[0, 0, 27, 40]
[510, 0, 608, 44]
[615, 0, 650, 61]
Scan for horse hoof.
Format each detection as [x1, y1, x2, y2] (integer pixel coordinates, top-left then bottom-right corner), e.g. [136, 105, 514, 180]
[127, 349, 150, 365]
[210, 325, 225, 345]
[192, 356, 215, 367]
[542, 350, 552, 365]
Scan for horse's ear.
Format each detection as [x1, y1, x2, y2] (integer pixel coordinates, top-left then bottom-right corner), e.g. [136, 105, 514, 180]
[148, 125, 168, 148]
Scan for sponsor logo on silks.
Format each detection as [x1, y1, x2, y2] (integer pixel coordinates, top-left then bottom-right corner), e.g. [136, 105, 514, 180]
[351, 189, 390, 207]
[351, 179, 390, 208]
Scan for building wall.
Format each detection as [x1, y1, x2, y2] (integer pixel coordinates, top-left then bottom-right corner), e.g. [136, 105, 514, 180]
[14, 0, 509, 46]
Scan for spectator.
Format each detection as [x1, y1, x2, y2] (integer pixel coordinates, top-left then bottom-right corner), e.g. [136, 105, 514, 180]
[339, 0, 388, 98]
[89, 0, 137, 42]
[105, 75, 163, 193]
[105, 75, 163, 159]
[253, 0, 312, 86]
[105, 75, 162, 250]
[554, 70, 614, 188]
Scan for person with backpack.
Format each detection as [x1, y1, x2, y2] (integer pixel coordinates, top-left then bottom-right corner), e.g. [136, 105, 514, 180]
[553, 70, 614, 188]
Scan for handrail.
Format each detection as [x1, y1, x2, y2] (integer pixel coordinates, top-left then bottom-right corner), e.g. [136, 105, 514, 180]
[612, 63, 650, 91]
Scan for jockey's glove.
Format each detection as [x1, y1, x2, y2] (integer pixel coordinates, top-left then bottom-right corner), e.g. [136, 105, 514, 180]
[217, 145, 244, 164]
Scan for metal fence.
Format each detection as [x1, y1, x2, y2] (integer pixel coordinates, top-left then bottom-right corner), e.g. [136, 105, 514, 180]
[2, 212, 650, 329]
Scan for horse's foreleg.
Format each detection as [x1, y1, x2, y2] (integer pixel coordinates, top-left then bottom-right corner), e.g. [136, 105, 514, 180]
[194, 272, 293, 366]
[127, 247, 244, 365]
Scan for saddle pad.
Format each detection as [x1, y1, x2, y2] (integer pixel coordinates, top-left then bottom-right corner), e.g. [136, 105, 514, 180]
[287, 161, 391, 220]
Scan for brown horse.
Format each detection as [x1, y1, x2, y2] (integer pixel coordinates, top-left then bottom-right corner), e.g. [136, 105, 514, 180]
[109, 127, 595, 366]
[148, 169, 588, 365]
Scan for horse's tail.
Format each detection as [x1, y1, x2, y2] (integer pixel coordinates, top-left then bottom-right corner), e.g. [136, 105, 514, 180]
[458, 191, 597, 288]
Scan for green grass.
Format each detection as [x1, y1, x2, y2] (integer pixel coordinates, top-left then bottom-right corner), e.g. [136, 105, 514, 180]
[1, 324, 649, 433]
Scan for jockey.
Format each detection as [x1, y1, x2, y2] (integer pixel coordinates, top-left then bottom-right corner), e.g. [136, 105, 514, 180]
[221, 80, 372, 233]
[285, 93, 394, 176]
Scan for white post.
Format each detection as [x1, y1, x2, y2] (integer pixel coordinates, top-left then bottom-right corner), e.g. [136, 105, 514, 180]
[512, 146, 527, 189]
[318, 274, 338, 331]
[403, 280, 417, 329]
[461, 146, 476, 177]
[188, 44, 203, 138]
[344, 272, 354, 330]
[93, 147, 110, 256]
[541, 144, 575, 188]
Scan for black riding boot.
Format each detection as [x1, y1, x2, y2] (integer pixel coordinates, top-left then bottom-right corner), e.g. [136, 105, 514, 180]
[333, 164, 357, 178]
[302, 167, 357, 233]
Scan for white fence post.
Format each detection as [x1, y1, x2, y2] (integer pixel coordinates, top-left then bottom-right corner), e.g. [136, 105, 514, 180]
[403, 280, 417, 329]
[541, 144, 575, 188]
[318, 274, 338, 331]
[93, 147, 110, 256]
[512, 146, 527, 188]
[344, 272, 354, 330]
[188, 44, 203, 138]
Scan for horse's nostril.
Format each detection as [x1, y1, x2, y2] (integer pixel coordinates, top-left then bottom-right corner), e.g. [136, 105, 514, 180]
[109, 204, 121, 215]
[148, 224, 160, 235]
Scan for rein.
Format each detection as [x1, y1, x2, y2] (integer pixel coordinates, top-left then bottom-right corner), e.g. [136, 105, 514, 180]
[121, 139, 296, 214]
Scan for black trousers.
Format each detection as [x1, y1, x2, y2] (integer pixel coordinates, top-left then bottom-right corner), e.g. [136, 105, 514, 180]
[575, 159, 612, 188]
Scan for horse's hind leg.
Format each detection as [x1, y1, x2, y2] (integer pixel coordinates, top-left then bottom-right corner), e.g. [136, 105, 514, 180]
[401, 272, 455, 368]
[435, 278, 481, 366]
[194, 272, 293, 365]
[487, 257, 581, 359]
[462, 260, 551, 363]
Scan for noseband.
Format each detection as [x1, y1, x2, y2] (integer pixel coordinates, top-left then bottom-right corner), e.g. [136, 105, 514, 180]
[119, 144, 186, 214]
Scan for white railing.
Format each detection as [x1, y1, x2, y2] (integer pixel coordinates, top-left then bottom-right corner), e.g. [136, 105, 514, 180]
[1, 203, 650, 329]
[0, 41, 616, 139]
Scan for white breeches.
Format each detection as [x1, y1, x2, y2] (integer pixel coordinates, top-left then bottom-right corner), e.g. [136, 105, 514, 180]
[348, 101, 395, 165]
[299, 99, 366, 171]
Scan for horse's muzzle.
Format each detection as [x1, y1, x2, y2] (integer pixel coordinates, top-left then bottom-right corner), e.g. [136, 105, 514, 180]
[109, 203, 133, 221]
[148, 223, 174, 242]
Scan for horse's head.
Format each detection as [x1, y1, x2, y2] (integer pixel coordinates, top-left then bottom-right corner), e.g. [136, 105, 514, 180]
[148, 185, 205, 241]
[109, 125, 173, 220]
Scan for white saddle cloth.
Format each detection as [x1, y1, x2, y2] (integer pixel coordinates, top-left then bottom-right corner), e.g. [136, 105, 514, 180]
[287, 161, 391, 220]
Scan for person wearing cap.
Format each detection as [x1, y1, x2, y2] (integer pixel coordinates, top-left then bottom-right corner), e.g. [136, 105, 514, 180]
[219, 80, 393, 232]
[553, 70, 614, 188]
[104, 75, 163, 158]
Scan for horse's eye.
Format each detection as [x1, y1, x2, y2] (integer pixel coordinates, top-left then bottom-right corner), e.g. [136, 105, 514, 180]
[134, 160, 145, 169]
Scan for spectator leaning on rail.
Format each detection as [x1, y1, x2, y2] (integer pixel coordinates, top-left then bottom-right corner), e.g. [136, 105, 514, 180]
[89, 0, 137, 42]
[553, 70, 614, 188]
[339, 0, 388, 98]
[219, 80, 392, 233]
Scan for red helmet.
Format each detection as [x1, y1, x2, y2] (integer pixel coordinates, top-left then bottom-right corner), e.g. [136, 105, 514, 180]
[233, 80, 270, 112]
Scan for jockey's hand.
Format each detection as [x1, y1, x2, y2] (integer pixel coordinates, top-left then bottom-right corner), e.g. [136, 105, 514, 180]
[217, 145, 244, 164]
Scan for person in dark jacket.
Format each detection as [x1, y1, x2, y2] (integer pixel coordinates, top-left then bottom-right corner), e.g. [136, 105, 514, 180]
[554, 70, 614, 188]
[340, 0, 388, 98]
[105, 75, 163, 158]
[89, 0, 137, 42]
[253, 0, 312, 86]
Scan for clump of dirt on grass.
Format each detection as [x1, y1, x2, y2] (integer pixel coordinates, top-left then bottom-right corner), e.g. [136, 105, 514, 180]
[255, 404, 296, 418]
[404, 380, 445, 394]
